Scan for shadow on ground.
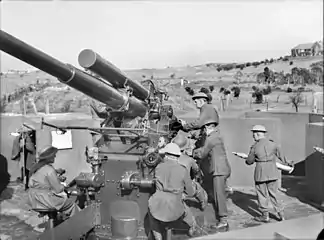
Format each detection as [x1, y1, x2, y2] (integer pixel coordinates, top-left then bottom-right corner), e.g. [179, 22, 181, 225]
[230, 190, 260, 218]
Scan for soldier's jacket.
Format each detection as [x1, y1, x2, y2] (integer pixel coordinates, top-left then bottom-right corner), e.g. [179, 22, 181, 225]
[246, 138, 287, 182]
[28, 164, 67, 210]
[194, 130, 231, 177]
[183, 103, 220, 131]
[148, 159, 194, 222]
[178, 154, 200, 176]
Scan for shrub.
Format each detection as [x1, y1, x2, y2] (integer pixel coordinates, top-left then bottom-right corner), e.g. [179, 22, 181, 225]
[253, 90, 263, 104]
[246, 62, 251, 67]
[200, 87, 210, 94]
[289, 61, 294, 65]
[286, 87, 292, 93]
[282, 56, 289, 61]
[185, 86, 195, 96]
[262, 85, 272, 95]
[209, 85, 215, 92]
[217, 67, 222, 72]
[231, 86, 241, 98]
[269, 58, 274, 63]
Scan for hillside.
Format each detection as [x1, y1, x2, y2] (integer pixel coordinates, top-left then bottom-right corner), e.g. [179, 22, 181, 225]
[1, 55, 323, 115]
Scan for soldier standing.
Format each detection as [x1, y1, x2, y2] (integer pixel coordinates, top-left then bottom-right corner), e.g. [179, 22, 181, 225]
[245, 125, 287, 222]
[193, 118, 231, 231]
[181, 92, 233, 193]
[148, 143, 197, 239]
[172, 133, 208, 211]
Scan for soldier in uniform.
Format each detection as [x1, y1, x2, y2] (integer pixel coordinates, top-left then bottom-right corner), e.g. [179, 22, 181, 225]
[28, 145, 79, 218]
[148, 143, 197, 239]
[172, 133, 208, 211]
[182, 92, 233, 194]
[193, 118, 231, 231]
[245, 125, 288, 222]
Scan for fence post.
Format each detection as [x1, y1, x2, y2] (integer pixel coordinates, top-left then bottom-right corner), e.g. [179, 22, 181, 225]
[45, 98, 50, 114]
[22, 96, 27, 115]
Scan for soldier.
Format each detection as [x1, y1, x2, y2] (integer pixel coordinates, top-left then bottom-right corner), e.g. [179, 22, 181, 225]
[182, 92, 219, 133]
[193, 118, 231, 231]
[182, 92, 233, 194]
[172, 133, 208, 211]
[28, 145, 79, 218]
[245, 125, 287, 222]
[148, 143, 197, 239]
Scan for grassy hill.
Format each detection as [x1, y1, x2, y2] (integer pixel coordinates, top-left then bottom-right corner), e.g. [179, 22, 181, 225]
[1, 55, 323, 115]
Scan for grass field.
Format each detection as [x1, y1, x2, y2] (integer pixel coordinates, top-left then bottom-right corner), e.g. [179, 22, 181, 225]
[0, 55, 323, 116]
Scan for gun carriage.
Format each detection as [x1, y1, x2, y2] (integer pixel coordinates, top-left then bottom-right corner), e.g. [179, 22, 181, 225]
[0, 30, 187, 240]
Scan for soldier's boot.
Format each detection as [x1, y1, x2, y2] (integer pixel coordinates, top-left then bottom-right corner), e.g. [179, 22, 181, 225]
[216, 217, 229, 232]
[277, 211, 285, 221]
[254, 212, 270, 223]
[211, 217, 229, 232]
[187, 218, 198, 237]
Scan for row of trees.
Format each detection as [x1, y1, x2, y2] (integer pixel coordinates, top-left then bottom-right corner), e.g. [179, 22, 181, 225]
[256, 61, 323, 85]
[215, 56, 290, 72]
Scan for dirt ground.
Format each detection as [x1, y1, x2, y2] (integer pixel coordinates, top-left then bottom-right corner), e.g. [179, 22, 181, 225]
[0, 175, 321, 240]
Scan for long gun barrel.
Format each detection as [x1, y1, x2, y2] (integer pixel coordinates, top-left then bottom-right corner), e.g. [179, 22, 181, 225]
[0, 30, 147, 118]
[78, 49, 150, 101]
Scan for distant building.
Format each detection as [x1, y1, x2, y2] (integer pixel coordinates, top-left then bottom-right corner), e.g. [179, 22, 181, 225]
[291, 41, 323, 57]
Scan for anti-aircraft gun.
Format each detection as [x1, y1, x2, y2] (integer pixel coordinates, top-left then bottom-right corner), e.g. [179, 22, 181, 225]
[0, 30, 185, 239]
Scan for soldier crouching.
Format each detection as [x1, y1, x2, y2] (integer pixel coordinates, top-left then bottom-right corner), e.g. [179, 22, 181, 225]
[172, 133, 208, 211]
[148, 143, 197, 239]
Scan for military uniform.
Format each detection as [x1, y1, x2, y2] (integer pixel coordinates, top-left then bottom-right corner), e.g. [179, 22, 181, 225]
[148, 143, 196, 239]
[194, 129, 231, 227]
[246, 137, 287, 221]
[183, 103, 220, 131]
[28, 146, 78, 218]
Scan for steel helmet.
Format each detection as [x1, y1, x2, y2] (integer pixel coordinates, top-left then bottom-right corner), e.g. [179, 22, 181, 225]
[203, 118, 218, 127]
[251, 125, 267, 132]
[172, 133, 189, 151]
[159, 143, 181, 156]
[192, 92, 209, 101]
[38, 145, 58, 160]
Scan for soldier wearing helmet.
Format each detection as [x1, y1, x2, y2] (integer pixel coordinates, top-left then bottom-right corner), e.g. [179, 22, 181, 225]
[148, 143, 197, 239]
[245, 125, 288, 222]
[172, 133, 208, 211]
[182, 92, 220, 132]
[27, 145, 79, 219]
[193, 117, 231, 231]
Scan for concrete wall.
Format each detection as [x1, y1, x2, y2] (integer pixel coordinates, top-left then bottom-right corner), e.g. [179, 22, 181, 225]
[244, 112, 324, 164]
[182, 116, 282, 187]
[305, 122, 324, 206]
[0, 114, 99, 182]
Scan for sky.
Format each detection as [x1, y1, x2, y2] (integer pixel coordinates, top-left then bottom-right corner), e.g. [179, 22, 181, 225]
[0, 0, 323, 72]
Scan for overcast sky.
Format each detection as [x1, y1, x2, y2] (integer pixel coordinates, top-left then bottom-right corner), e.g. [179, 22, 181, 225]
[0, 0, 323, 72]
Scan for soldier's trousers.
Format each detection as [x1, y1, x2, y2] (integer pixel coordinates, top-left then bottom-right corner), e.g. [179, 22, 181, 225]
[148, 204, 195, 240]
[184, 180, 208, 207]
[255, 179, 283, 214]
[212, 175, 228, 219]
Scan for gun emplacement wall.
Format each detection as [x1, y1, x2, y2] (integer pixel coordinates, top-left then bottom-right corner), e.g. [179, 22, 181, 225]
[1, 114, 98, 182]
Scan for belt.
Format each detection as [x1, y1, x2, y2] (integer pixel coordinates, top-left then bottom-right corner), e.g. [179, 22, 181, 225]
[255, 160, 273, 163]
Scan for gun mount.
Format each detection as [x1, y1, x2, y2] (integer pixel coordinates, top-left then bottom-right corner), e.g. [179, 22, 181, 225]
[0, 30, 191, 239]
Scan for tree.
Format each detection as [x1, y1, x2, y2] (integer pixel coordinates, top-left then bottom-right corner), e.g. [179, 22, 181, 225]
[289, 91, 303, 112]
[234, 70, 243, 83]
